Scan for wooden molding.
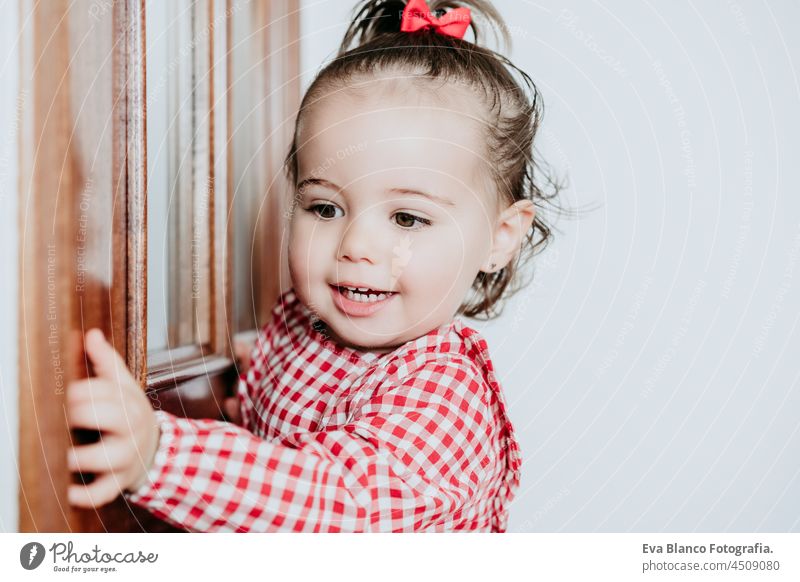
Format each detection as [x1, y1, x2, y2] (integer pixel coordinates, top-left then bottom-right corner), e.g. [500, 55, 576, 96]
[17, 0, 131, 532]
[147, 355, 233, 390]
[263, 0, 301, 324]
[126, 0, 148, 386]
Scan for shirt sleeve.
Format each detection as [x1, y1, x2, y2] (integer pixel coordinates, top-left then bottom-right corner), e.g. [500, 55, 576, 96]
[123, 356, 498, 532]
[236, 323, 273, 432]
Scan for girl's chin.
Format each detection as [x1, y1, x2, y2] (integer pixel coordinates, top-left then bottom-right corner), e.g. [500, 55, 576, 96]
[323, 320, 403, 353]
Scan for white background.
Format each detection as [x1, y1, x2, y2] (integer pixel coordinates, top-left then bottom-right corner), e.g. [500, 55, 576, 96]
[299, 0, 800, 532]
[2, 533, 798, 581]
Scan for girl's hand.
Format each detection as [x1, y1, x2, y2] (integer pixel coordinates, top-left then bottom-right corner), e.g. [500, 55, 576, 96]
[66, 329, 160, 508]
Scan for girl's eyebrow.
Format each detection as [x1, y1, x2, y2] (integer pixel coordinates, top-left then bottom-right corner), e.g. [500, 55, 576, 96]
[297, 177, 455, 207]
[297, 177, 339, 192]
[385, 187, 456, 207]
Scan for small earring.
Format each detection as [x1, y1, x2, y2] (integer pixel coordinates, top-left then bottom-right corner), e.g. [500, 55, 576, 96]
[490, 262, 496, 271]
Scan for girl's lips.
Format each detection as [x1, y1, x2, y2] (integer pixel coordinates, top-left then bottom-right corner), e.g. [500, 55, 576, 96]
[329, 285, 397, 317]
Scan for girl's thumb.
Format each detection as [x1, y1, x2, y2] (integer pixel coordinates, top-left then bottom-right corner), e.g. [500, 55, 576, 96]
[84, 328, 127, 379]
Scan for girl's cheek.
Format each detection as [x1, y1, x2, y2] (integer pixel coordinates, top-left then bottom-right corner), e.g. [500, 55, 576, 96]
[289, 214, 319, 250]
[433, 228, 469, 263]
[405, 235, 463, 281]
[288, 226, 312, 276]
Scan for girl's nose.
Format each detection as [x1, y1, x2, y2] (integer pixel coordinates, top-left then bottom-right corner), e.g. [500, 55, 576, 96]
[337, 213, 379, 264]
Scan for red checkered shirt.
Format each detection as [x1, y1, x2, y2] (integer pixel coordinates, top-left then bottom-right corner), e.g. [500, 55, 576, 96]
[125, 288, 521, 532]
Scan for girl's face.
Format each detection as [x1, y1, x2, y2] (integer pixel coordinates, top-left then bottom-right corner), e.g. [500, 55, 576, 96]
[288, 81, 499, 353]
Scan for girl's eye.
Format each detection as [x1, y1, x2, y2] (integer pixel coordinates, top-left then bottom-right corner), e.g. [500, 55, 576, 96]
[308, 205, 430, 229]
[309, 203, 342, 219]
[394, 212, 432, 229]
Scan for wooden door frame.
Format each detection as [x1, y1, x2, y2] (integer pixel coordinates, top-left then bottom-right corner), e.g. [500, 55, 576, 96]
[17, 0, 300, 532]
[18, 0, 133, 533]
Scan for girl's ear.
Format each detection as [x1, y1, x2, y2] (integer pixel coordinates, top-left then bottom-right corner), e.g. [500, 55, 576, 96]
[481, 200, 536, 273]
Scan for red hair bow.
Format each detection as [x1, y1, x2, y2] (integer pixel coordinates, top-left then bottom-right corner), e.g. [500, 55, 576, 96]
[400, 0, 471, 40]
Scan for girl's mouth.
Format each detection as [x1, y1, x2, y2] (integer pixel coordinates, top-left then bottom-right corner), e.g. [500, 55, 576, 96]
[329, 284, 398, 317]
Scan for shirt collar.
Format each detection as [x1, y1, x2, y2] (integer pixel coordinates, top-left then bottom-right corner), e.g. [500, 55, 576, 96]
[292, 290, 462, 365]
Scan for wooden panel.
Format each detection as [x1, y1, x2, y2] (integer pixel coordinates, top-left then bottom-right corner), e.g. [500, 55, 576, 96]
[230, 0, 300, 333]
[230, 1, 269, 333]
[147, 0, 227, 356]
[263, 0, 301, 322]
[17, 0, 128, 532]
[164, 0, 214, 348]
[213, 0, 233, 356]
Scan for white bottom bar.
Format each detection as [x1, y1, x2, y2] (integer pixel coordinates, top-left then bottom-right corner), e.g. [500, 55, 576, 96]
[1, 533, 798, 581]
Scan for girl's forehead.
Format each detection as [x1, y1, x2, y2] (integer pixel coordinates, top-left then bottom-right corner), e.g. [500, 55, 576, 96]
[295, 78, 497, 207]
[303, 76, 487, 135]
[300, 110, 484, 182]
[299, 84, 488, 164]
[296, 111, 496, 214]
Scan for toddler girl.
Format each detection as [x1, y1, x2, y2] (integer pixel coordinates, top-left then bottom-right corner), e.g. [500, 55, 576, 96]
[66, 0, 563, 532]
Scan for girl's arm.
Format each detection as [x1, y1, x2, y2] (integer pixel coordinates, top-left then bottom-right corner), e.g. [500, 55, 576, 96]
[124, 356, 501, 532]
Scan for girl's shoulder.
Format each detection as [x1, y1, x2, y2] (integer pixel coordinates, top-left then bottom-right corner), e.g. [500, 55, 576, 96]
[386, 318, 522, 529]
[394, 316, 497, 377]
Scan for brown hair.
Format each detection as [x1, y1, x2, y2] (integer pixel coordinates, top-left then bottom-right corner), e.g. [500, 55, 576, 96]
[284, 0, 573, 319]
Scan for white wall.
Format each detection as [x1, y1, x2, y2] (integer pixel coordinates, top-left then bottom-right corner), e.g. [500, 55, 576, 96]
[298, 0, 800, 532]
[0, 0, 20, 533]
[299, 0, 350, 93]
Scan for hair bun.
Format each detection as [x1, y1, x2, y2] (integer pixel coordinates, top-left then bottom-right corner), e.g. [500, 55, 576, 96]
[340, 0, 406, 50]
[339, 0, 510, 55]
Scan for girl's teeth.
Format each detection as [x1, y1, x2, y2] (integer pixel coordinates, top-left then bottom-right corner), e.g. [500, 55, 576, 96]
[341, 288, 391, 303]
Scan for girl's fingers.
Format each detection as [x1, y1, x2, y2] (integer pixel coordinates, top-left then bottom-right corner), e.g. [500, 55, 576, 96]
[66, 378, 115, 406]
[83, 329, 133, 384]
[68, 439, 131, 473]
[68, 473, 123, 508]
[67, 402, 126, 432]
